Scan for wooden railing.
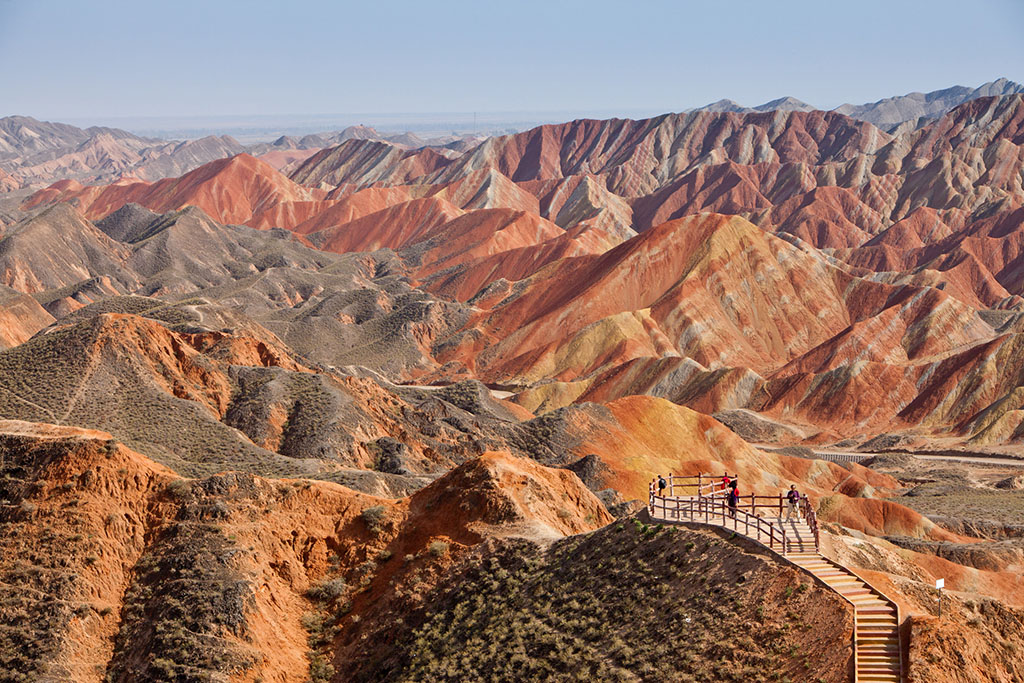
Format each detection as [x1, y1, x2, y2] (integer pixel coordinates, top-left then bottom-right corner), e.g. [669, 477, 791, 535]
[649, 487, 790, 555]
[799, 495, 820, 551]
[656, 473, 739, 499]
[649, 474, 820, 553]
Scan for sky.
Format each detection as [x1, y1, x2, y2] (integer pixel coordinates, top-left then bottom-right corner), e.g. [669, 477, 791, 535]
[1, 0, 1022, 130]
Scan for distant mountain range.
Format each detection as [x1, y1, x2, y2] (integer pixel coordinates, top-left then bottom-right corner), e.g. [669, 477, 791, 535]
[694, 77, 1024, 130]
[0, 117, 479, 189]
[0, 78, 1019, 192]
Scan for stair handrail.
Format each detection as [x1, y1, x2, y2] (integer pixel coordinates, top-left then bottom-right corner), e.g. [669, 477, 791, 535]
[798, 494, 820, 552]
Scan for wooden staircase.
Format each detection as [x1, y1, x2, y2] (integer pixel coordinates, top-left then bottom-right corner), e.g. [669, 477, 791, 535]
[787, 547, 901, 682]
[649, 476, 903, 682]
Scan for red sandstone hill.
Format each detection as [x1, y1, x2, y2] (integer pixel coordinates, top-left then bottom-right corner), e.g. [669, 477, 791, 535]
[0, 285, 54, 349]
[427, 212, 1024, 445]
[0, 167, 20, 192]
[23, 153, 326, 227]
[289, 138, 454, 188]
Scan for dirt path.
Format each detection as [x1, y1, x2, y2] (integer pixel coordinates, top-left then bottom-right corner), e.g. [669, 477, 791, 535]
[398, 383, 514, 400]
[753, 443, 1024, 468]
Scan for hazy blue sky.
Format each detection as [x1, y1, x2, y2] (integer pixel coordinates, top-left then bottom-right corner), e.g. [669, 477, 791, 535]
[1, 0, 1022, 125]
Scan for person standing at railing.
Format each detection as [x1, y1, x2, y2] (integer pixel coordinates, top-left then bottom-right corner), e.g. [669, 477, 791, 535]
[721, 473, 731, 494]
[785, 484, 801, 521]
[727, 480, 739, 518]
[658, 474, 667, 498]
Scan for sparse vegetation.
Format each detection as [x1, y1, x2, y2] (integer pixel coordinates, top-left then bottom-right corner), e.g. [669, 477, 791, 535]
[103, 501, 258, 681]
[361, 505, 388, 534]
[338, 518, 851, 682]
[308, 577, 347, 602]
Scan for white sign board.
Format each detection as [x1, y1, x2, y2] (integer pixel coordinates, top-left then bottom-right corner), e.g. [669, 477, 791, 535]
[935, 578, 945, 589]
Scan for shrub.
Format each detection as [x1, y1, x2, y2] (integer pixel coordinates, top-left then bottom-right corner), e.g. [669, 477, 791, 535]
[166, 479, 190, 500]
[307, 577, 347, 602]
[308, 654, 335, 683]
[301, 611, 324, 634]
[428, 540, 449, 558]
[361, 505, 387, 533]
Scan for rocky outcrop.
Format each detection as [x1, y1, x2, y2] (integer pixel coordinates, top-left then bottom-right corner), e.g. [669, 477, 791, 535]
[0, 422, 608, 682]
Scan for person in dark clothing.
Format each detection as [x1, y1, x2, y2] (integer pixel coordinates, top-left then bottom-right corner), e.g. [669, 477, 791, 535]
[727, 480, 739, 517]
[785, 484, 801, 521]
[658, 474, 667, 497]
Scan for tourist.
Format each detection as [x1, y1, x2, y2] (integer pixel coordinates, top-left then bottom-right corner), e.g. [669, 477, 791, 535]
[721, 472, 731, 494]
[727, 480, 739, 518]
[785, 484, 801, 521]
[658, 474, 667, 497]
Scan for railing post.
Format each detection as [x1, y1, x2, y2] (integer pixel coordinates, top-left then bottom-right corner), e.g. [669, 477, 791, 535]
[697, 473, 702, 498]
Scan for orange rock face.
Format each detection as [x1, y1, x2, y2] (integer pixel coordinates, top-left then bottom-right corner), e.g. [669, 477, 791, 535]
[0, 420, 609, 681]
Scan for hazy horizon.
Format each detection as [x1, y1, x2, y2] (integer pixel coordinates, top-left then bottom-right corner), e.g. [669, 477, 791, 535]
[13, 76, 1021, 143]
[2, 0, 1022, 134]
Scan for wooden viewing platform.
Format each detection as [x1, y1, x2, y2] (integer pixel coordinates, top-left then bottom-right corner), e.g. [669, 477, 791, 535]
[649, 474, 903, 682]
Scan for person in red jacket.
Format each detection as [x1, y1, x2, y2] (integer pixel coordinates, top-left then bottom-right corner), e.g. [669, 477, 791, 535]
[721, 473, 731, 494]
